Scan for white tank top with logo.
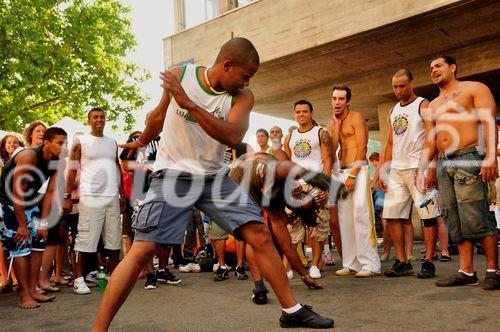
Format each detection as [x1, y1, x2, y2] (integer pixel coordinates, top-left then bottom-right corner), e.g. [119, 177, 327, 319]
[390, 96, 426, 170]
[288, 126, 324, 173]
[154, 64, 233, 175]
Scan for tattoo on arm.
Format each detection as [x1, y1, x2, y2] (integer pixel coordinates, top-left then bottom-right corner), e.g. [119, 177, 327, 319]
[320, 129, 333, 153]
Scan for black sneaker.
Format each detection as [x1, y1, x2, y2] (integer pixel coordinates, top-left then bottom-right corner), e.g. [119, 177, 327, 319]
[166, 270, 182, 285]
[251, 288, 268, 305]
[440, 255, 451, 262]
[144, 272, 157, 290]
[235, 266, 248, 280]
[482, 271, 500, 290]
[384, 260, 414, 277]
[279, 304, 334, 329]
[214, 266, 229, 281]
[156, 269, 168, 284]
[417, 260, 436, 279]
[436, 271, 479, 287]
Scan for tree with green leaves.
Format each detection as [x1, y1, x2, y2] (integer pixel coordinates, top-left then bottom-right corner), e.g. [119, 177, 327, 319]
[0, 0, 149, 132]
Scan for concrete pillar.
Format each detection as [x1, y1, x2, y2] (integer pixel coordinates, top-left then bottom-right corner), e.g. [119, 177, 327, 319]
[173, 0, 185, 33]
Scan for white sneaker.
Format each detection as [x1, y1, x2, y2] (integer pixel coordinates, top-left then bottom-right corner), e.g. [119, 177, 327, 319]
[286, 269, 294, 280]
[73, 277, 91, 295]
[85, 270, 98, 287]
[213, 263, 220, 272]
[179, 263, 201, 273]
[309, 265, 322, 279]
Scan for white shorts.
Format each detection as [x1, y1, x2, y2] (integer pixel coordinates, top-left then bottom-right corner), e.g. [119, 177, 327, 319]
[382, 168, 440, 220]
[74, 195, 122, 252]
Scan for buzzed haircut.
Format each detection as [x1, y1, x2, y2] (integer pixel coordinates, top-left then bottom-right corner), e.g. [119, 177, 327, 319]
[256, 128, 269, 137]
[294, 99, 313, 111]
[88, 107, 105, 119]
[44, 127, 67, 142]
[332, 85, 352, 101]
[216, 37, 260, 67]
[393, 69, 413, 81]
[432, 54, 458, 76]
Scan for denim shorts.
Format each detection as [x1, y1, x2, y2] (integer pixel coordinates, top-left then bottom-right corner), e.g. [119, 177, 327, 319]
[133, 168, 263, 245]
[437, 150, 497, 242]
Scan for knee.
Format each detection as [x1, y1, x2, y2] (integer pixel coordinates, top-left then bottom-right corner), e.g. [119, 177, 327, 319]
[242, 223, 273, 249]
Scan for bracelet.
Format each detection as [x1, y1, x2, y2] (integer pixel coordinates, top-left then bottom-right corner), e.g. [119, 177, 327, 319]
[347, 174, 357, 180]
[136, 137, 147, 147]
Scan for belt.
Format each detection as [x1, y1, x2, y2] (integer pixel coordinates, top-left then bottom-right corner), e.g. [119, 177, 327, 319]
[438, 146, 481, 160]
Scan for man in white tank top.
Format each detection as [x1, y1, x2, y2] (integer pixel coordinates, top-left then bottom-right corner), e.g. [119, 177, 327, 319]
[283, 100, 332, 280]
[378, 70, 440, 279]
[93, 38, 333, 330]
[64, 108, 124, 295]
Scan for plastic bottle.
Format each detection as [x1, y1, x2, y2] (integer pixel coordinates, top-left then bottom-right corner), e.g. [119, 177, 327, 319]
[97, 266, 107, 292]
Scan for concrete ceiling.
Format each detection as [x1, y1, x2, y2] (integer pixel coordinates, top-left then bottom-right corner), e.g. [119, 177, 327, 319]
[251, 0, 500, 126]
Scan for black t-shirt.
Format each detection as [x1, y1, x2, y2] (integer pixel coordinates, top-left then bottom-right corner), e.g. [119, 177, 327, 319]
[0, 146, 58, 208]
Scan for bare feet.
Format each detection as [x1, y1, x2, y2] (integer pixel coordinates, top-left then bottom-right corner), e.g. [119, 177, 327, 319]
[31, 291, 56, 303]
[38, 284, 61, 293]
[19, 294, 40, 309]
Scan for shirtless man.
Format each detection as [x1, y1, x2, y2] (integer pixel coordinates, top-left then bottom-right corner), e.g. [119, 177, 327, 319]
[328, 85, 381, 277]
[229, 152, 329, 304]
[417, 55, 499, 289]
[92, 38, 333, 330]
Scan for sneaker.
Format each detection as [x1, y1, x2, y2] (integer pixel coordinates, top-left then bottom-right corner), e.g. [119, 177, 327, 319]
[85, 270, 98, 287]
[384, 260, 414, 277]
[144, 272, 157, 290]
[323, 252, 336, 266]
[417, 260, 436, 279]
[179, 263, 201, 273]
[440, 254, 451, 262]
[214, 266, 229, 281]
[212, 263, 219, 272]
[73, 277, 91, 295]
[335, 267, 356, 276]
[482, 271, 500, 290]
[165, 270, 182, 285]
[436, 271, 479, 287]
[279, 304, 334, 328]
[355, 269, 380, 278]
[309, 265, 321, 279]
[251, 288, 268, 305]
[287, 269, 294, 280]
[235, 266, 248, 280]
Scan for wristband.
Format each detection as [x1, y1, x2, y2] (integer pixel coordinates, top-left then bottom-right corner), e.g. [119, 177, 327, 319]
[347, 174, 357, 180]
[136, 137, 147, 147]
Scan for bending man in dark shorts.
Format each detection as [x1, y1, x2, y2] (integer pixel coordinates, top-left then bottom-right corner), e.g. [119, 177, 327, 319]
[92, 38, 333, 330]
[229, 152, 335, 303]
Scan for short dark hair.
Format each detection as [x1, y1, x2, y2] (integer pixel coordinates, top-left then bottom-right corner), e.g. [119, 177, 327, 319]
[432, 54, 458, 76]
[256, 128, 269, 137]
[88, 107, 105, 119]
[44, 127, 67, 142]
[369, 152, 380, 162]
[294, 99, 313, 111]
[216, 37, 260, 66]
[332, 85, 352, 101]
[393, 69, 413, 81]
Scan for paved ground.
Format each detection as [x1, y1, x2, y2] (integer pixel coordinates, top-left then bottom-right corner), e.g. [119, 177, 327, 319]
[1, 244, 500, 331]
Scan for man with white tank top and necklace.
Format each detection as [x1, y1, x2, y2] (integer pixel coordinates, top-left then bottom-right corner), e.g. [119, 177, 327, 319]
[64, 108, 124, 295]
[92, 38, 333, 331]
[378, 69, 440, 279]
[283, 100, 333, 279]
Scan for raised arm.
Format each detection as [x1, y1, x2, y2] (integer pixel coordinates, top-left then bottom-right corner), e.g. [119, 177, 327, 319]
[160, 71, 253, 147]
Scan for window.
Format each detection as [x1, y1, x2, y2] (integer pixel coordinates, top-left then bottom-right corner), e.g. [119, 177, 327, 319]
[183, 0, 220, 29]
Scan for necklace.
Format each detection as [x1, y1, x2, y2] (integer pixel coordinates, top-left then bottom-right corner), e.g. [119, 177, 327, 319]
[339, 111, 350, 122]
[204, 67, 225, 95]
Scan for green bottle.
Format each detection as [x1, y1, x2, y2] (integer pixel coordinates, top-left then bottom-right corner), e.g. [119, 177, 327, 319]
[97, 266, 107, 292]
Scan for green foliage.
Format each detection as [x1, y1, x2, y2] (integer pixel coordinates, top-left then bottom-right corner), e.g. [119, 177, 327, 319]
[0, 0, 149, 132]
